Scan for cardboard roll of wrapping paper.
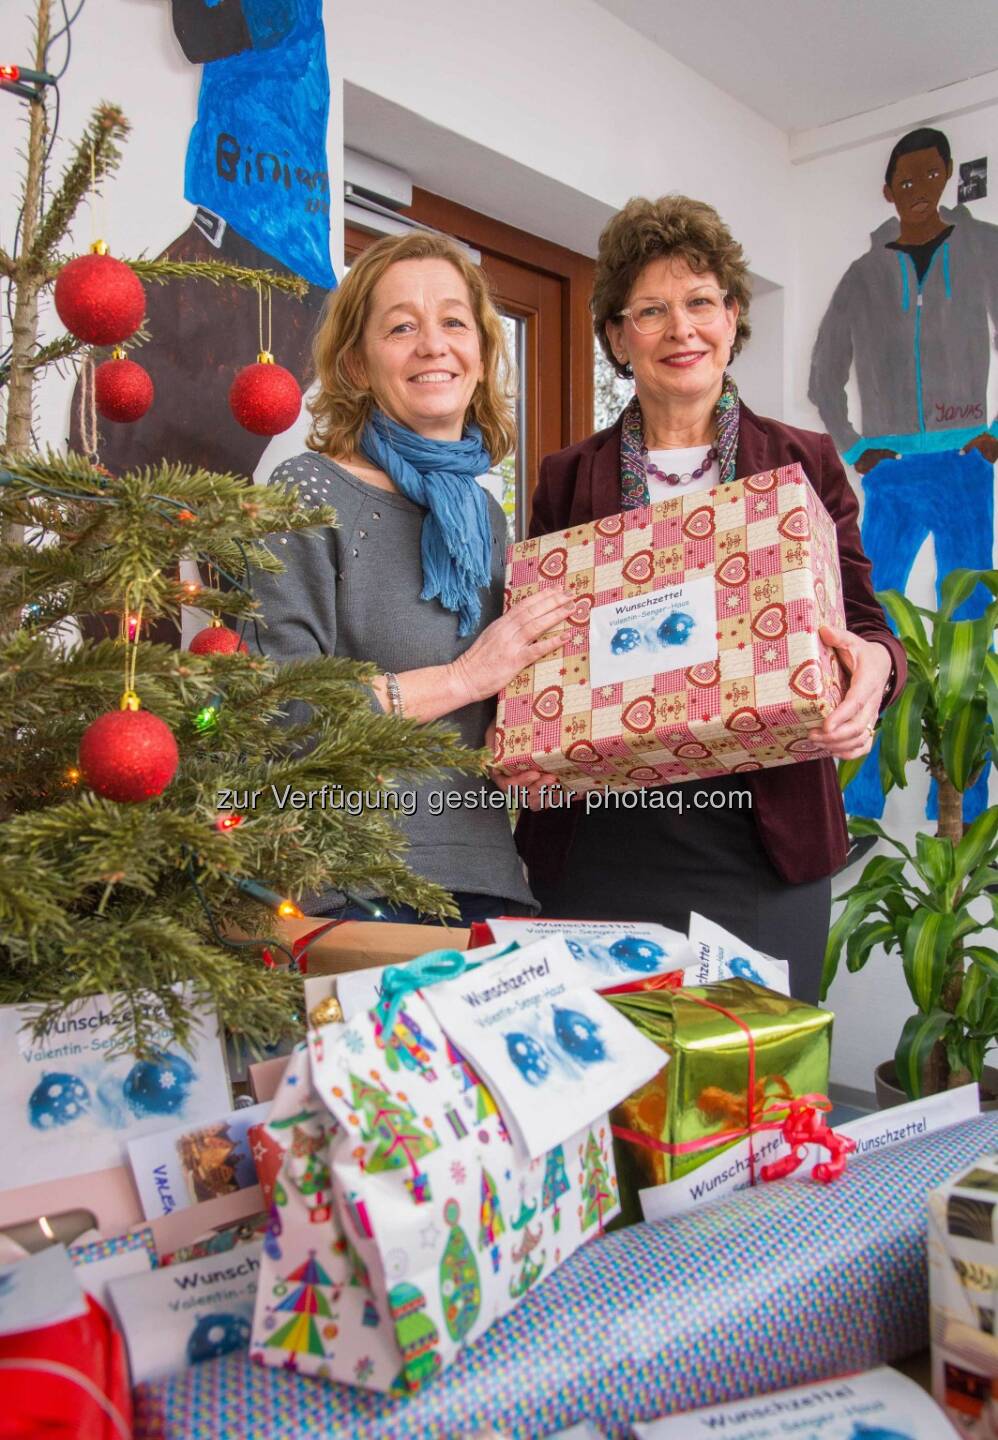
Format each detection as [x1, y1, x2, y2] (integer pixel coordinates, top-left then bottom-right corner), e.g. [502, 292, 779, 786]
[605, 977, 833, 1222]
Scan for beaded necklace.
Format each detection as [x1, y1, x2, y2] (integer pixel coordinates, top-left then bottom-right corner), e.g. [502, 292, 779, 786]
[643, 445, 718, 488]
[619, 372, 740, 510]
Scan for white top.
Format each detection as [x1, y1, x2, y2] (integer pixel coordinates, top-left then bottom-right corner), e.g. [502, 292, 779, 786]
[644, 445, 717, 502]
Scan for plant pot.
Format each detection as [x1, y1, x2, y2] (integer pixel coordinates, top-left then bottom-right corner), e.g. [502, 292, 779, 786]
[874, 1059, 998, 1112]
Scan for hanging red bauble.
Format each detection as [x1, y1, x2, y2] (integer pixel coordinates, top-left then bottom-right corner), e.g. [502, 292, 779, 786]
[94, 350, 154, 423]
[189, 622, 248, 655]
[229, 351, 302, 436]
[54, 244, 146, 346]
[79, 700, 179, 803]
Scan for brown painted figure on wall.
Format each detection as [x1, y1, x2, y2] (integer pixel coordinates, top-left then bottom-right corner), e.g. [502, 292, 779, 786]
[809, 126, 998, 821]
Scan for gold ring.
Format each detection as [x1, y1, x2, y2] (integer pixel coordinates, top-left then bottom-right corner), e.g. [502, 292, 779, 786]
[865, 723, 876, 736]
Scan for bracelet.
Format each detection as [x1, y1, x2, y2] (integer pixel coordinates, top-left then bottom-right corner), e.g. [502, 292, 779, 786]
[384, 671, 403, 718]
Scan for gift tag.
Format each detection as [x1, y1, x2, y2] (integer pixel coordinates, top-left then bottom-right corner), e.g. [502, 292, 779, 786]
[108, 1239, 262, 1383]
[484, 919, 694, 989]
[422, 937, 666, 1159]
[687, 913, 790, 995]
[633, 1367, 961, 1438]
[336, 938, 515, 1023]
[127, 1101, 270, 1219]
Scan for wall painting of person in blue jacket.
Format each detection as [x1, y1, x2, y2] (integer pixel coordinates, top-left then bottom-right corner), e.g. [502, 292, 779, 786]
[809, 126, 997, 824]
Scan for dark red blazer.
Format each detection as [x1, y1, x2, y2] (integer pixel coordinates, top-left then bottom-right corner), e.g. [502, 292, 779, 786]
[515, 402, 907, 888]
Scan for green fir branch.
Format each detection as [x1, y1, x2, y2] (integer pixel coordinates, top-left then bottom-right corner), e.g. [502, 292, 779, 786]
[0, 451, 334, 623]
[26, 103, 130, 271]
[7, 915, 305, 1059]
[22, 331, 86, 374]
[0, 332, 87, 391]
[129, 257, 309, 301]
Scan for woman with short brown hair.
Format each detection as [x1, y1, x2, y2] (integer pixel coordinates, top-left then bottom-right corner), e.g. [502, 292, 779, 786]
[513, 195, 905, 1002]
[253, 231, 572, 923]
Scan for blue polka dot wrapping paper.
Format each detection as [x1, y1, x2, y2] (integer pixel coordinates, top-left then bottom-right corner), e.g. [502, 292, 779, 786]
[133, 1110, 998, 1440]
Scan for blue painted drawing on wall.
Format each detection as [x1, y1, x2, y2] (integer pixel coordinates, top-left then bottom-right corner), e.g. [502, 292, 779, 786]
[71, 2, 333, 485]
[182, 0, 334, 288]
[809, 126, 998, 822]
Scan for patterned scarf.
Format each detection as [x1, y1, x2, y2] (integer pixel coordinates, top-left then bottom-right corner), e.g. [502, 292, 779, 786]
[619, 371, 741, 510]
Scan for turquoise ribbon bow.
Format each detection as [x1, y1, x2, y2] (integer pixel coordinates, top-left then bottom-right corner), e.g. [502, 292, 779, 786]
[375, 942, 520, 1034]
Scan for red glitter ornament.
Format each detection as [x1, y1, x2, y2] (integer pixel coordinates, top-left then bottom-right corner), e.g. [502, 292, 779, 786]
[189, 623, 248, 655]
[54, 248, 146, 345]
[229, 351, 301, 436]
[79, 703, 179, 803]
[94, 352, 154, 422]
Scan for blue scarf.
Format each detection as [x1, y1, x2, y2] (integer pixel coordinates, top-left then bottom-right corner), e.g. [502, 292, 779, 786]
[359, 410, 495, 638]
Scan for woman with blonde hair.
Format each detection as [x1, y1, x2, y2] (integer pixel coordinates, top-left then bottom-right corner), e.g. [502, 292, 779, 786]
[253, 231, 570, 922]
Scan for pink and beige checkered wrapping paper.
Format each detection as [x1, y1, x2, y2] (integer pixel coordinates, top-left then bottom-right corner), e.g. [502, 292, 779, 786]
[494, 464, 845, 793]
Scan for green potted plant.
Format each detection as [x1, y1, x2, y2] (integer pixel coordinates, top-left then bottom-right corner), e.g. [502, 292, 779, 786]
[821, 568, 998, 1103]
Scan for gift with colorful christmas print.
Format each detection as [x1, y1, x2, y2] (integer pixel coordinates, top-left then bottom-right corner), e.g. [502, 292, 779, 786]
[250, 943, 661, 1394]
[606, 977, 834, 1222]
[493, 463, 845, 793]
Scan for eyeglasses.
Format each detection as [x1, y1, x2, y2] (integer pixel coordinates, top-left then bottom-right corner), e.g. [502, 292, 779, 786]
[617, 286, 729, 335]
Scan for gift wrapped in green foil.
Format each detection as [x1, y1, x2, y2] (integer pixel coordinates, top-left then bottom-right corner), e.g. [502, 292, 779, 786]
[606, 978, 833, 1218]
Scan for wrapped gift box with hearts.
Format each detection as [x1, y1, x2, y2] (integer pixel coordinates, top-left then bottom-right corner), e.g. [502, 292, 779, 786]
[493, 464, 845, 793]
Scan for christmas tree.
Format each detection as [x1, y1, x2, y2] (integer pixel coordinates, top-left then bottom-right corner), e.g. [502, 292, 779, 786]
[439, 1198, 481, 1341]
[348, 1072, 440, 1177]
[478, 1167, 505, 1274]
[508, 1198, 545, 1299]
[541, 1144, 570, 1233]
[578, 1128, 613, 1233]
[387, 1281, 441, 1389]
[264, 1251, 338, 1357]
[0, 5, 478, 1055]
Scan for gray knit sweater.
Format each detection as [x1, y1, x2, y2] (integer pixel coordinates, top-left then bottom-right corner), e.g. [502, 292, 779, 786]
[252, 452, 536, 914]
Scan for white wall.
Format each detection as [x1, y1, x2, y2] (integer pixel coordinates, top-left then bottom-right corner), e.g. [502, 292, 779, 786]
[789, 81, 998, 1095]
[335, 0, 792, 282]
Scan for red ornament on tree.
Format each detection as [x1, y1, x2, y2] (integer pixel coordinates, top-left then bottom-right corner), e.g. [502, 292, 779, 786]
[94, 350, 154, 423]
[229, 351, 301, 436]
[189, 621, 248, 655]
[54, 244, 146, 346]
[79, 695, 179, 803]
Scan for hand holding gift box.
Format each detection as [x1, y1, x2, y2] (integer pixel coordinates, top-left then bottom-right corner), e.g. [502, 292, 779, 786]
[493, 464, 845, 792]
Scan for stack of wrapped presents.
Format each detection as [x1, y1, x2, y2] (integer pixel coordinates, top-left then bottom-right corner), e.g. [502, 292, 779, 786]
[1, 474, 990, 1440]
